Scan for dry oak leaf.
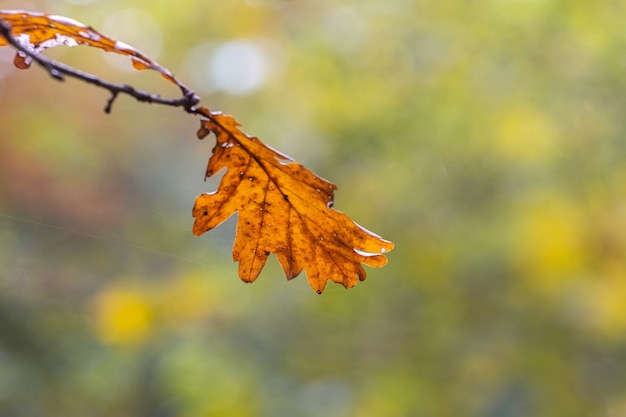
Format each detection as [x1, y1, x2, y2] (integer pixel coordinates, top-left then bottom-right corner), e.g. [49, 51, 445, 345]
[192, 110, 394, 293]
[0, 10, 182, 87]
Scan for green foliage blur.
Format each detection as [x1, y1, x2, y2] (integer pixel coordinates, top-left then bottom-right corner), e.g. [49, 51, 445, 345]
[1, 0, 626, 416]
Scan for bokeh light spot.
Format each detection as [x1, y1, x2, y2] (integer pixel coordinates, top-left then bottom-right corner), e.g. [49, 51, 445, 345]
[92, 287, 154, 347]
[210, 40, 270, 95]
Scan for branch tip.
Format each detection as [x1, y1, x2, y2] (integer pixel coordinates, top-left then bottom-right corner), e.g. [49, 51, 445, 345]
[48, 66, 64, 81]
[104, 91, 119, 114]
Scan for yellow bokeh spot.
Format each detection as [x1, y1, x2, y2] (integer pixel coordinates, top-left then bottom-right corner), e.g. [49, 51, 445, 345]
[494, 105, 556, 161]
[566, 3, 611, 55]
[513, 193, 586, 293]
[580, 266, 626, 339]
[92, 287, 154, 347]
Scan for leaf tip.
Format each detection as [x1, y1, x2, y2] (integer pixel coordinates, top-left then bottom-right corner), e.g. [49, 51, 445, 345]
[382, 240, 395, 254]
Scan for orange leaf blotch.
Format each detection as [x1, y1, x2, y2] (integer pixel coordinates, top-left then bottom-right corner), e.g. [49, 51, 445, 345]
[192, 112, 394, 293]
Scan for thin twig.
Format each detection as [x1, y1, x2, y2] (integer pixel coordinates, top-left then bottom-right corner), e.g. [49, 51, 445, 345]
[0, 18, 201, 114]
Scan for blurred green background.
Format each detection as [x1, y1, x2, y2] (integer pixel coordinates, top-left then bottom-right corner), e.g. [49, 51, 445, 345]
[2, 0, 626, 416]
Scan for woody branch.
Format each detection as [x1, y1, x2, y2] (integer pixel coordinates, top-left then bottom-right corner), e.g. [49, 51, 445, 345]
[0, 18, 201, 114]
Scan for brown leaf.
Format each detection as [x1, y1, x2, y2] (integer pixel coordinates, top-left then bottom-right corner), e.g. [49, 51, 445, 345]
[192, 109, 394, 293]
[0, 10, 182, 88]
